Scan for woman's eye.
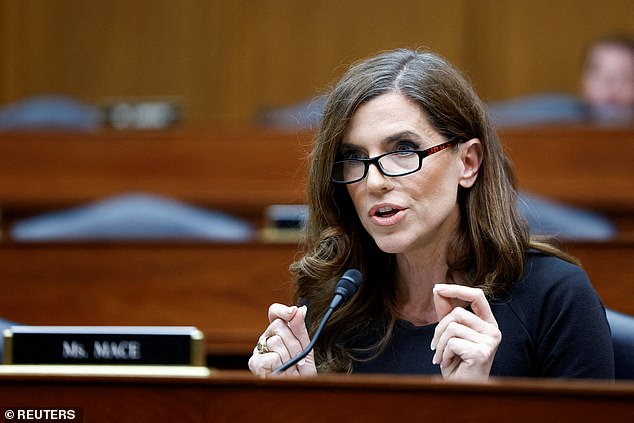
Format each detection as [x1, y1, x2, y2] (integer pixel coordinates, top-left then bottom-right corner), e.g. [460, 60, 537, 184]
[342, 150, 367, 159]
[393, 141, 419, 152]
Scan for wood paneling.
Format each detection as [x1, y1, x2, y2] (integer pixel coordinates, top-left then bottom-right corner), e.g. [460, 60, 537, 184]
[1, 0, 632, 125]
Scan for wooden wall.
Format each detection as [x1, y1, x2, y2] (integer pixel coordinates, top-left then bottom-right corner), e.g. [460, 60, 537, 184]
[1, 0, 633, 125]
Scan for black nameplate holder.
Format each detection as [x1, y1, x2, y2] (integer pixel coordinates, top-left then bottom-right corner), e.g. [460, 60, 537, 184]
[2, 326, 205, 366]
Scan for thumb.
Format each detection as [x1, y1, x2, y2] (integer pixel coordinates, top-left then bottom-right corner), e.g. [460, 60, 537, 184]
[433, 284, 454, 319]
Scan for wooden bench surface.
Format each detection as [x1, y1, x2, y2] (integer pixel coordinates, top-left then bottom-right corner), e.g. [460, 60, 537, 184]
[0, 372, 632, 421]
[1, 240, 631, 358]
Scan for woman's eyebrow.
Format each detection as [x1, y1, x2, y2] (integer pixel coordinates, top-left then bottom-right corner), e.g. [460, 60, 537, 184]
[345, 130, 421, 144]
[384, 130, 422, 143]
[340, 130, 424, 150]
[339, 141, 362, 150]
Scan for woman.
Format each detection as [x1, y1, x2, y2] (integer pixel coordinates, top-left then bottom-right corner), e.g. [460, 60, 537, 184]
[248, 48, 614, 381]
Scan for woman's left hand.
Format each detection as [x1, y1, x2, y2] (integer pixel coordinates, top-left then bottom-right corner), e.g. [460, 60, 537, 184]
[431, 284, 502, 381]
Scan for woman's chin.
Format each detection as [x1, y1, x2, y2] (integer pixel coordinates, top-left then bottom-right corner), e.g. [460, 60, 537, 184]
[374, 238, 408, 255]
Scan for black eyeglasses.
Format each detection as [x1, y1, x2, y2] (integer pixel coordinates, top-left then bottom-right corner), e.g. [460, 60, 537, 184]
[332, 140, 457, 184]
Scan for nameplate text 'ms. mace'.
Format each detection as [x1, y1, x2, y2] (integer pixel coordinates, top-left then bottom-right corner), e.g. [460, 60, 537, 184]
[2, 326, 205, 366]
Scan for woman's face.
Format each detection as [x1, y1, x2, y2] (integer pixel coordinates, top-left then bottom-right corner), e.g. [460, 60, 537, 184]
[342, 92, 480, 256]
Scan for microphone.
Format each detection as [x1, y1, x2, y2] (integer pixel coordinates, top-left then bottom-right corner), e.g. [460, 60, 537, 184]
[272, 268, 362, 374]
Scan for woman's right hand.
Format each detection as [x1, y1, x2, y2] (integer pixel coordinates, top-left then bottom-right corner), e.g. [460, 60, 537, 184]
[248, 303, 317, 378]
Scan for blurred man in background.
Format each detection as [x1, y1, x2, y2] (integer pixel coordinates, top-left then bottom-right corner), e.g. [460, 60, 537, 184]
[582, 34, 634, 123]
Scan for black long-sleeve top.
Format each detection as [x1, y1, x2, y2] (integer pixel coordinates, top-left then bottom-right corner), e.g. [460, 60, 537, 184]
[353, 252, 615, 379]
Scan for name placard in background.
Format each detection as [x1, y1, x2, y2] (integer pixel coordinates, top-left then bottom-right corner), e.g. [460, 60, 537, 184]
[3, 326, 205, 366]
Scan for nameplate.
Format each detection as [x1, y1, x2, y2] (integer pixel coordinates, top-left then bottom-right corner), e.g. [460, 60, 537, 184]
[260, 204, 307, 243]
[3, 326, 205, 366]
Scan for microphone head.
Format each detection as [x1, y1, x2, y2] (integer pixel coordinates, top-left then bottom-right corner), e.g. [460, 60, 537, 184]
[333, 269, 363, 301]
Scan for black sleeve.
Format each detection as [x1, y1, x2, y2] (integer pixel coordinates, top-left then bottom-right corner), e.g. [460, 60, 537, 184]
[534, 262, 614, 379]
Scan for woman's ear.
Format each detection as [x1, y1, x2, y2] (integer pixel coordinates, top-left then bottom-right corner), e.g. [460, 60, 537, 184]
[459, 138, 483, 188]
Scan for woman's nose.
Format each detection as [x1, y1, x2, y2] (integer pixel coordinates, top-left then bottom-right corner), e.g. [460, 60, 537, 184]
[365, 162, 393, 191]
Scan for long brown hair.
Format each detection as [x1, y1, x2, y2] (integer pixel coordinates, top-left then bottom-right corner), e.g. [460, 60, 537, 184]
[291, 48, 575, 373]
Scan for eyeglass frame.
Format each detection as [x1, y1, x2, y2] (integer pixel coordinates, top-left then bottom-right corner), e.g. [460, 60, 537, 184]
[331, 140, 459, 184]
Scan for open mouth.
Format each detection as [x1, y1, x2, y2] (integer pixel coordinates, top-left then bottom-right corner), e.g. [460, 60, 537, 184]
[368, 205, 407, 227]
[374, 206, 400, 218]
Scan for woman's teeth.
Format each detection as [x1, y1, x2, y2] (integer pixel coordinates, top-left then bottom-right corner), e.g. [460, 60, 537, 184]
[376, 207, 397, 217]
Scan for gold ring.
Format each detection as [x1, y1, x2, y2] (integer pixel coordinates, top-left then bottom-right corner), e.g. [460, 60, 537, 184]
[256, 337, 270, 354]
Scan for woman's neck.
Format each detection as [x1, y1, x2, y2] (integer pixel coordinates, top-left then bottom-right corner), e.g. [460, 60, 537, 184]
[392, 205, 463, 326]
[394, 247, 449, 326]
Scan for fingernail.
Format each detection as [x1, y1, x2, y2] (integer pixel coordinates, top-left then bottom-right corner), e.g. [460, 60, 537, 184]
[432, 355, 437, 365]
[288, 306, 297, 315]
[433, 284, 445, 293]
[298, 359, 306, 366]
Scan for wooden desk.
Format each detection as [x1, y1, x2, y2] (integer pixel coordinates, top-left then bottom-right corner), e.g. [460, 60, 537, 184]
[0, 128, 311, 227]
[498, 125, 634, 230]
[0, 242, 299, 358]
[0, 371, 632, 421]
[0, 240, 631, 362]
[0, 125, 632, 233]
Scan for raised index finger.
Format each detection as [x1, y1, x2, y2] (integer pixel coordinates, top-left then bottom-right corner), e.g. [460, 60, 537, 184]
[287, 305, 311, 351]
[433, 284, 497, 326]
